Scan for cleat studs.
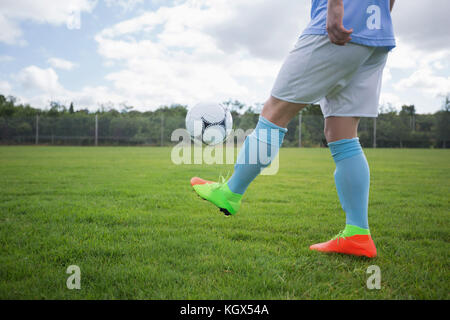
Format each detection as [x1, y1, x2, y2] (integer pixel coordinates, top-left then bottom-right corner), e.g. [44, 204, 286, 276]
[220, 208, 231, 216]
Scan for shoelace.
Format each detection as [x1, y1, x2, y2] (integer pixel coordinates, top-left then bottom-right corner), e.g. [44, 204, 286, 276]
[333, 230, 347, 244]
[210, 172, 231, 191]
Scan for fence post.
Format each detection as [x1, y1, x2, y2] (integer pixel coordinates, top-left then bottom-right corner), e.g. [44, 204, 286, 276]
[373, 117, 377, 149]
[160, 114, 164, 146]
[35, 115, 39, 145]
[298, 113, 303, 148]
[95, 114, 98, 146]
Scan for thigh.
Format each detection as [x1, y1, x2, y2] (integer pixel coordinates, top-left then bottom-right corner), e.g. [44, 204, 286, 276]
[261, 96, 306, 128]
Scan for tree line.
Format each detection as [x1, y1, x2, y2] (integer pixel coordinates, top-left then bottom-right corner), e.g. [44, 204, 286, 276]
[0, 95, 448, 148]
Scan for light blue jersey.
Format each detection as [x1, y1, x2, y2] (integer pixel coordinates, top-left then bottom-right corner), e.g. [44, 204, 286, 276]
[302, 0, 396, 50]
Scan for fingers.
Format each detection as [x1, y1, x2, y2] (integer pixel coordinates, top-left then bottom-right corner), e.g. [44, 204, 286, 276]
[327, 25, 353, 46]
[331, 27, 352, 45]
[340, 26, 353, 34]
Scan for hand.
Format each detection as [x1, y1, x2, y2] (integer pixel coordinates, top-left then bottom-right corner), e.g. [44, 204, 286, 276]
[326, 0, 353, 46]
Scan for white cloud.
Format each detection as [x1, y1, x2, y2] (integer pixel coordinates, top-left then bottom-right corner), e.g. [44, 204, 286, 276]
[395, 67, 450, 98]
[0, 14, 24, 45]
[92, 0, 450, 112]
[0, 0, 96, 45]
[93, 0, 309, 110]
[387, 39, 450, 71]
[12, 86, 129, 111]
[17, 66, 64, 94]
[391, 0, 450, 51]
[13, 65, 129, 109]
[206, 0, 309, 60]
[61, 85, 128, 110]
[10, 0, 288, 110]
[0, 81, 12, 94]
[104, 0, 144, 12]
[3, 0, 449, 114]
[379, 92, 406, 109]
[0, 0, 96, 23]
[384, 37, 450, 112]
[48, 58, 77, 71]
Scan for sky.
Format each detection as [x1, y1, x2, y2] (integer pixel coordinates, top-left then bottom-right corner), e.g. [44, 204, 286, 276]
[0, 0, 449, 114]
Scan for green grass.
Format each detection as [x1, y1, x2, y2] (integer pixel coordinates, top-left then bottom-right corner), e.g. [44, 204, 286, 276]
[0, 146, 449, 299]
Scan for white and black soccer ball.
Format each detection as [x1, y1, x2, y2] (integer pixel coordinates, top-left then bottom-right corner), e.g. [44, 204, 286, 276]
[185, 102, 233, 146]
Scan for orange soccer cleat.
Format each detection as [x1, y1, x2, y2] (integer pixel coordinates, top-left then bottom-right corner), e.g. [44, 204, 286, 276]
[310, 233, 377, 258]
[190, 177, 215, 186]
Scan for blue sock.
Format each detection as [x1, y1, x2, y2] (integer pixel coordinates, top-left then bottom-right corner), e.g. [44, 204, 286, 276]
[227, 116, 287, 195]
[328, 138, 370, 230]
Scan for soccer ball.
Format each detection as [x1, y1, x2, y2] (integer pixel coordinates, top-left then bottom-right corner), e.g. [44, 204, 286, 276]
[185, 102, 233, 146]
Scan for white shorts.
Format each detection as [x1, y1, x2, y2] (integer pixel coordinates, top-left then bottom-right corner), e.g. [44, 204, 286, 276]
[271, 35, 388, 118]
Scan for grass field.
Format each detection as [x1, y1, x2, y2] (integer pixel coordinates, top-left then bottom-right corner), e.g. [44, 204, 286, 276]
[0, 146, 449, 299]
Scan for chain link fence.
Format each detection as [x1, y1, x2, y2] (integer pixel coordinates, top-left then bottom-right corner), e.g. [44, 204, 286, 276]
[0, 113, 447, 148]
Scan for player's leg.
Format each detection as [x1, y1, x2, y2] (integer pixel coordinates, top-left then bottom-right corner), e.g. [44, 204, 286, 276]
[310, 48, 388, 258]
[325, 116, 372, 233]
[309, 117, 377, 257]
[261, 96, 307, 128]
[192, 96, 305, 215]
[191, 35, 376, 216]
[226, 97, 306, 194]
[324, 116, 360, 142]
[309, 117, 376, 257]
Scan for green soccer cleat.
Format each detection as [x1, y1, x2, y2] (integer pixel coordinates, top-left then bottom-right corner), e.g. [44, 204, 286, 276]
[190, 177, 242, 215]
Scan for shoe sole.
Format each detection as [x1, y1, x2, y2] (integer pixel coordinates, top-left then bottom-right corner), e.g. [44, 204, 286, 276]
[193, 189, 232, 216]
[310, 248, 376, 258]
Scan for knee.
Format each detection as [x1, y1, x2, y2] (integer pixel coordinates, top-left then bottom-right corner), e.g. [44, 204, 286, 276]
[324, 117, 360, 143]
[324, 124, 333, 142]
[324, 123, 345, 143]
[261, 96, 305, 128]
[261, 97, 280, 123]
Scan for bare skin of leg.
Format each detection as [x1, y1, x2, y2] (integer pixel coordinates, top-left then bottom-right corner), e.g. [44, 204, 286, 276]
[261, 96, 306, 128]
[260, 96, 360, 143]
[324, 117, 360, 143]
